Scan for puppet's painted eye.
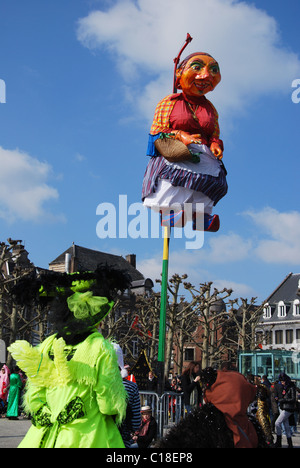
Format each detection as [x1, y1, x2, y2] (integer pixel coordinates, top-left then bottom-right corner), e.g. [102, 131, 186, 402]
[210, 64, 220, 74]
[190, 61, 204, 71]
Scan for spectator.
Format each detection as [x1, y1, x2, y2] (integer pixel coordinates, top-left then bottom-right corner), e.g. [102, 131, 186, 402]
[0, 365, 10, 417]
[181, 361, 202, 414]
[131, 406, 157, 448]
[261, 375, 272, 389]
[6, 367, 23, 420]
[146, 371, 158, 392]
[171, 377, 182, 393]
[124, 364, 136, 383]
[270, 381, 280, 433]
[274, 373, 297, 448]
[113, 343, 142, 448]
[169, 377, 182, 421]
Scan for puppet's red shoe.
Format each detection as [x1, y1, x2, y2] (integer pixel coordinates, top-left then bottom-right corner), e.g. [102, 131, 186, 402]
[193, 213, 220, 232]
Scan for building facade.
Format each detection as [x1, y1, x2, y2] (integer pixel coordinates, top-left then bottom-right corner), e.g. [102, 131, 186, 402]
[239, 273, 300, 382]
[256, 273, 300, 351]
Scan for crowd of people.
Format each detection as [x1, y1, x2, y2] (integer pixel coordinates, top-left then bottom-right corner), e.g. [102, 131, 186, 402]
[247, 373, 300, 448]
[1, 266, 300, 449]
[3, 346, 300, 449]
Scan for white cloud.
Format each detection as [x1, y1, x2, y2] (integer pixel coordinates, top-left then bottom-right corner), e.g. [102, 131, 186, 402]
[77, 0, 300, 125]
[244, 207, 300, 264]
[205, 232, 252, 263]
[0, 146, 63, 223]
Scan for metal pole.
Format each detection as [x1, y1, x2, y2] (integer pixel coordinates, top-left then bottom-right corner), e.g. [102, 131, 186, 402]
[157, 225, 170, 394]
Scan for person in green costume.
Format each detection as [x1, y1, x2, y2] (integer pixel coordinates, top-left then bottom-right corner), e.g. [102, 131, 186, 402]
[6, 368, 23, 420]
[8, 266, 131, 448]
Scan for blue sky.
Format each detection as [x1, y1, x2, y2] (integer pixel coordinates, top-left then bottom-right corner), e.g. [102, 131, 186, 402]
[0, 0, 299, 303]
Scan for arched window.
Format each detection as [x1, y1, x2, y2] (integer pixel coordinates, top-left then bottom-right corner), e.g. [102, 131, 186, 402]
[278, 301, 286, 318]
[263, 303, 271, 319]
[293, 299, 300, 316]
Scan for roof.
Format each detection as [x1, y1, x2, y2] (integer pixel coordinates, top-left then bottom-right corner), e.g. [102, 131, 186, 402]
[49, 244, 145, 282]
[259, 273, 300, 324]
[265, 273, 300, 304]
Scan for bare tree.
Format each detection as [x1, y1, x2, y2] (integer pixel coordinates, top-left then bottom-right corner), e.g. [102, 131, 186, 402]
[180, 281, 233, 369]
[116, 274, 234, 375]
[155, 274, 201, 376]
[101, 292, 161, 367]
[227, 297, 263, 351]
[0, 239, 48, 366]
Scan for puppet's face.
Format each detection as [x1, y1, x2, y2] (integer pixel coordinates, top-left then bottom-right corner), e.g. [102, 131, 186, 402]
[176, 54, 221, 97]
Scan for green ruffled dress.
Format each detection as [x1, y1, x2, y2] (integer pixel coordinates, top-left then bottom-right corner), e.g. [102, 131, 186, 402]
[9, 332, 127, 448]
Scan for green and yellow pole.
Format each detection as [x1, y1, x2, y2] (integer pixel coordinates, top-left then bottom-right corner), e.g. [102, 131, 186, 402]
[157, 225, 170, 395]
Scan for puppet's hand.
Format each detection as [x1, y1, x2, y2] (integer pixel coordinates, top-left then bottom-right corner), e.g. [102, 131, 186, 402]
[173, 131, 202, 146]
[210, 142, 223, 160]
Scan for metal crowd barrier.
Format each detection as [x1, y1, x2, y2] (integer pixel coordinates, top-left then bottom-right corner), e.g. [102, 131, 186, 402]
[139, 391, 185, 439]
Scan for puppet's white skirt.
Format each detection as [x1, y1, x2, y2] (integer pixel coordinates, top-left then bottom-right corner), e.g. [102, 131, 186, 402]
[143, 179, 214, 216]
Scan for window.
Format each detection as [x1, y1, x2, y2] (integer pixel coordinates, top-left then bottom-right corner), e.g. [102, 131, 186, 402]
[263, 303, 271, 319]
[286, 329, 294, 344]
[275, 330, 283, 344]
[265, 330, 272, 345]
[293, 299, 300, 316]
[184, 348, 195, 361]
[278, 301, 286, 318]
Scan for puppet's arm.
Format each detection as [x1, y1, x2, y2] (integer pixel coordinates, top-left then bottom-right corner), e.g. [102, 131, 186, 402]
[172, 130, 202, 146]
[208, 101, 223, 159]
[172, 130, 223, 159]
[210, 142, 223, 159]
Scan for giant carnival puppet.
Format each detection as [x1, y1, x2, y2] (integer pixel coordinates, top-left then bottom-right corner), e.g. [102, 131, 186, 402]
[142, 34, 228, 232]
[8, 266, 131, 448]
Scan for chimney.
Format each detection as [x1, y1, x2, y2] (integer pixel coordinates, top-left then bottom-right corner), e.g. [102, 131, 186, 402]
[65, 253, 71, 273]
[126, 254, 136, 268]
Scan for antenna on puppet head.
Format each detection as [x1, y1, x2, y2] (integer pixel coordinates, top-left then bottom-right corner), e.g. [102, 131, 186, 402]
[173, 33, 193, 93]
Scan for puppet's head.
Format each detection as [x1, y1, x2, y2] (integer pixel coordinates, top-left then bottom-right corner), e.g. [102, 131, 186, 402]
[175, 52, 221, 98]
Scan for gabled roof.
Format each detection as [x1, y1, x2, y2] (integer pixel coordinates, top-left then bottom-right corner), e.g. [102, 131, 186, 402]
[265, 273, 300, 304]
[49, 244, 145, 282]
[259, 273, 300, 324]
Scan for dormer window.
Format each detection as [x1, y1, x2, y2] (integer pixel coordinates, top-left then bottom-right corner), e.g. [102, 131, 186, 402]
[263, 303, 271, 319]
[293, 299, 300, 316]
[278, 301, 286, 318]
